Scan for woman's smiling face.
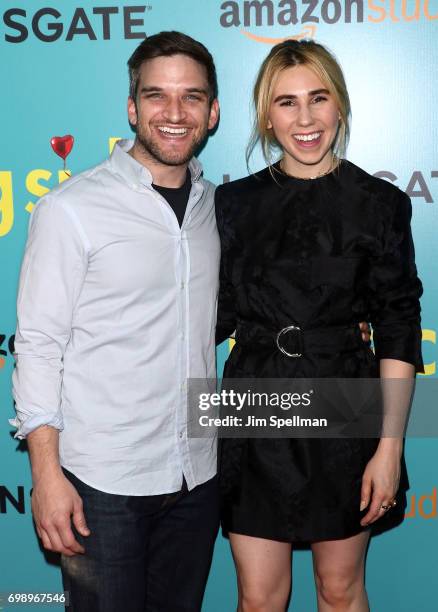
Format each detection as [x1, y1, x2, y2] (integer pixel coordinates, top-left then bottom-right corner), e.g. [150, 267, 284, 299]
[267, 64, 340, 178]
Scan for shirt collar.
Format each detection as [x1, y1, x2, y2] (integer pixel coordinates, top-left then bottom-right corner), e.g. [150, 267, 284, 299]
[109, 139, 203, 187]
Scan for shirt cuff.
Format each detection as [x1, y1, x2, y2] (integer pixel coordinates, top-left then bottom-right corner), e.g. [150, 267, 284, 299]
[9, 412, 64, 440]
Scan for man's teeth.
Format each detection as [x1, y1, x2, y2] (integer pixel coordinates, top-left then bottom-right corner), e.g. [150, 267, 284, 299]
[158, 127, 188, 135]
[294, 132, 321, 142]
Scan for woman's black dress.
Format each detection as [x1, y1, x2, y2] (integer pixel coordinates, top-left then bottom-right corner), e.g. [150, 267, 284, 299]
[215, 160, 423, 542]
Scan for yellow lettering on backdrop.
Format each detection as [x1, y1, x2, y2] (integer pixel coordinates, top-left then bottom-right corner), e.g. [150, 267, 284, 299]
[25, 169, 71, 213]
[0, 171, 14, 237]
[368, 0, 386, 22]
[25, 169, 51, 213]
[421, 329, 436, 376]
[58, 170, 71, 185]
[109, 137, 122, 154]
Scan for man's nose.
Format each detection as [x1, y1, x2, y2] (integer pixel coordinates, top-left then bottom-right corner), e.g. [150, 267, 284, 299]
[162, 97, 186, 123]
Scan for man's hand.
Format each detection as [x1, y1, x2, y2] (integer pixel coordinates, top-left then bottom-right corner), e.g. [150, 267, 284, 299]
[32, 471, 90, 556]
[359, 321, 371, 343]
[27, 425, 90, 557]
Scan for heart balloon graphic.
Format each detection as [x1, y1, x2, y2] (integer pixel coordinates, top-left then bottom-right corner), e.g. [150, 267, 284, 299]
[51, 135, 74, 159]
[50, 135, 74, 174]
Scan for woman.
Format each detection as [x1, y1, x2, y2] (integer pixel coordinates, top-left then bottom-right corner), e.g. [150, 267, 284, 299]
[215, 40, 423, 612]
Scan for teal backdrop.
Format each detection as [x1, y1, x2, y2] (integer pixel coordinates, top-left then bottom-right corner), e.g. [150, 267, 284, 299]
[1, 1, 437, 610]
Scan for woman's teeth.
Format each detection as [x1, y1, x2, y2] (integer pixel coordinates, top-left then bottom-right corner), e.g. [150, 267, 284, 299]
[293, 132, 321, 142]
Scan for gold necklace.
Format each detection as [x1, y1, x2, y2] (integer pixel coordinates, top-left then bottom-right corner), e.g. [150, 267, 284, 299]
[279, 158, 338, 180]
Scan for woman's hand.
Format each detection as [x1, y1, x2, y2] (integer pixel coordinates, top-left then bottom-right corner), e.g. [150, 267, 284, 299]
[359, 439, 402, 526]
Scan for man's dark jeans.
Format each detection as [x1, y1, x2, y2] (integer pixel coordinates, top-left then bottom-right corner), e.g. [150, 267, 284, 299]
[61, 469, 219, 612]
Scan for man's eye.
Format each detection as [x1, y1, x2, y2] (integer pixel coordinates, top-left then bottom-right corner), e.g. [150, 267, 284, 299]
[185, 95, 201, 101]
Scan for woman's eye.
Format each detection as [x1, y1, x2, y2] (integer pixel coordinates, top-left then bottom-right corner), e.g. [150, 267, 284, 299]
[280, 99, 295, 107]
[312, 96, 327, 103]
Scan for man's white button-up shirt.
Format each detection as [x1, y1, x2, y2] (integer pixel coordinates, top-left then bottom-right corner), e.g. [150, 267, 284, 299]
[11, 140, 220, 495]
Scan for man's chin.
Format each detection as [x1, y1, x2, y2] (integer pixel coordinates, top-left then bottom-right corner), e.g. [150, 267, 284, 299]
[136, 134, 204, 168]
[156, 154, 193, 167]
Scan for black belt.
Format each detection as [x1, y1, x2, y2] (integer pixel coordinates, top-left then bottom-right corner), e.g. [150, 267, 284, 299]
[235, 321, 363, 358]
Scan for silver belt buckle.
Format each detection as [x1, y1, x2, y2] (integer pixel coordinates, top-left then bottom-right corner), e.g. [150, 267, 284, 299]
[276, 325, 302, 358]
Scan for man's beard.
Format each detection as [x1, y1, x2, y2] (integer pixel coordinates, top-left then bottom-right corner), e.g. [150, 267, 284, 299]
[135, 124, 207, 167]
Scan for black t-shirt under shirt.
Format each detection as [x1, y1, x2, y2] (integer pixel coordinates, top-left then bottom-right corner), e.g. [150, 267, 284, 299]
[152, 170, 191, 228]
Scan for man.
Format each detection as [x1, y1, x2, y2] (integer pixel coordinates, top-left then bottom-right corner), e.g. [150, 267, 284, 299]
[11, 31, 220, 612]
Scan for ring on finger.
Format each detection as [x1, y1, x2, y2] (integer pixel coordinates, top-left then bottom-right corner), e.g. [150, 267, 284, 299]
[381, 499, 397, 511]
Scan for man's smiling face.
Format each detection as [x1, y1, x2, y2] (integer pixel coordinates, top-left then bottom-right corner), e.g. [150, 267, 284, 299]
[128, 54, 219, 169]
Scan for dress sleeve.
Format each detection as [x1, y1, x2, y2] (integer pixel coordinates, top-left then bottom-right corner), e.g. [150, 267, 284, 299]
[215, 186, 237, 345]
[367, 190, 424, 372]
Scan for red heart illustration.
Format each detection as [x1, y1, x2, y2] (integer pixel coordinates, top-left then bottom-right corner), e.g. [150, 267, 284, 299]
[50, 135, 74, 160]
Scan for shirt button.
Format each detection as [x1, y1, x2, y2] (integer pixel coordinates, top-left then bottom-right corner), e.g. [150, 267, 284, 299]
[181, 281, 185, 290]
[179, 431, 184, 438]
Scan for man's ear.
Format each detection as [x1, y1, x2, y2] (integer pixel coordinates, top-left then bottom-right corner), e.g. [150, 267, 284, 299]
[127, 96, 138, 128]
[208, 99, 220, 131]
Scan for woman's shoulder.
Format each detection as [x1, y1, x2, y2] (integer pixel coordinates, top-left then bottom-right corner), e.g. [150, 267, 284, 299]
[214, 168, 274, 228]
[343, 160, 409, 207]
[215, 166, 274, 201]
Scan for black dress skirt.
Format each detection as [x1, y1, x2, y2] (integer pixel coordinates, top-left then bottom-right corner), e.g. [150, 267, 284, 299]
[215, 160, 423, 543]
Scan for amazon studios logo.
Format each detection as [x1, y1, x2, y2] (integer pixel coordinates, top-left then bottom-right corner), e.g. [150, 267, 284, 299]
[219, 1, 438, 29]
[1, 5, 152, 43]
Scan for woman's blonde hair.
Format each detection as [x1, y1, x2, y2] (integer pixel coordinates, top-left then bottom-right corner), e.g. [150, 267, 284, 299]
[247, 39, 351, 168]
